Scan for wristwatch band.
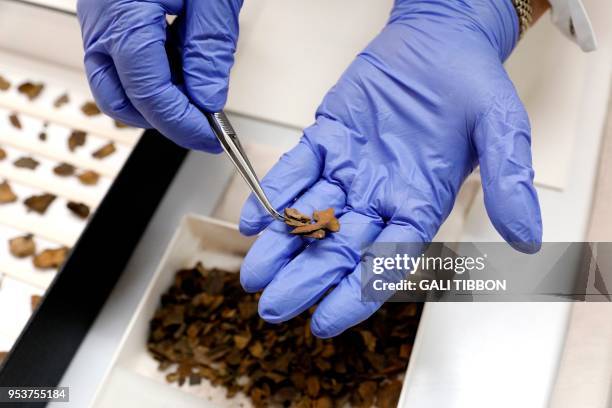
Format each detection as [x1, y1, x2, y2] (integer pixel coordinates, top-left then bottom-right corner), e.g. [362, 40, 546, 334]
[511, 0, 534, 39]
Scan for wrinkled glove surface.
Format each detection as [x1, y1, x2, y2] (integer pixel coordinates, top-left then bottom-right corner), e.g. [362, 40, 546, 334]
[77, 0, 243, 151]
[240, 0, 542, 338]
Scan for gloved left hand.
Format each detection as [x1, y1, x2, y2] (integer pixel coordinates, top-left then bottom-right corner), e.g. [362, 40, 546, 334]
[239, 0, 542, 337]
[77, 0, 243, 151]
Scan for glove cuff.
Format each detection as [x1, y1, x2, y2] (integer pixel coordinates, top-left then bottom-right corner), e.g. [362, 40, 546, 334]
[390, 0, 520, 62]
[461, 0, 521, 61]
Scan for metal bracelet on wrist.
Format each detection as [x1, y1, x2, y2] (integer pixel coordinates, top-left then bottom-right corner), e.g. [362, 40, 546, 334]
[512, 0, 533, 39]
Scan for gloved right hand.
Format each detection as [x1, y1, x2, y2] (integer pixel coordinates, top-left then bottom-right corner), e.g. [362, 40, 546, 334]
[77, 0, 243, 151]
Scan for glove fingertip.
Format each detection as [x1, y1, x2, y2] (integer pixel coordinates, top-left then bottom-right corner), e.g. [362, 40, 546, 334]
[160, 103, 224, 153]
[310, 316, 334, 339]
[173, 130, 223, 153]
[239, 260, 262, 293]
[498, 215, 542, 254]
[257, 296, 285, 324]
[485, 183, 543, 254]
[185, 81, 229, 113]
[509, 240, 542, 254]
[197, 137, 224, 154]
[239, 195, 271, 236]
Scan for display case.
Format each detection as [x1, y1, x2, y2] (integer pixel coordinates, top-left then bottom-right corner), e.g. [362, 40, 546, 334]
[0, 0, 157, 387]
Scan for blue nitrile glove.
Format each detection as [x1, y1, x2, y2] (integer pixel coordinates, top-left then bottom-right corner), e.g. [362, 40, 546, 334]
[239, 0, 542, 338]
[77, 0, 243, 151]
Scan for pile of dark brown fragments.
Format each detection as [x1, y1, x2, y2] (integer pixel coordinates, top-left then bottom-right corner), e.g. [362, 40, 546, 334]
[148, 263, 421, 408]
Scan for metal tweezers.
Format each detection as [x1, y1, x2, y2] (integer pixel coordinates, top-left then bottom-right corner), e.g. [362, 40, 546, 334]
[205, 111, 286, 221]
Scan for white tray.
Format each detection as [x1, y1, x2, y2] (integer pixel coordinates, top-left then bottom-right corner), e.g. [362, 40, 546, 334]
[90, 214, 420, 408]
[92, 215, 256, 408]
